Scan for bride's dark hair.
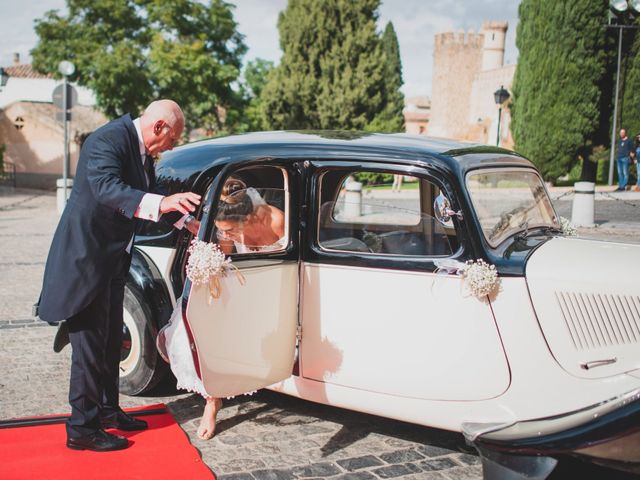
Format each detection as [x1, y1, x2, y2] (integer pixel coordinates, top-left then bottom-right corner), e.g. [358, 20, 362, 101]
[221, 176, 246, 200]
[215, 175, 254, 221]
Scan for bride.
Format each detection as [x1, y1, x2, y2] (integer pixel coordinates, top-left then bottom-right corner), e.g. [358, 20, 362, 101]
[157, 176, 285, 440]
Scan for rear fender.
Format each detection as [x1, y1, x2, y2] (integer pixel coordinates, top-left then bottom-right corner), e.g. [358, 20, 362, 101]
[127, 248, 174, 333]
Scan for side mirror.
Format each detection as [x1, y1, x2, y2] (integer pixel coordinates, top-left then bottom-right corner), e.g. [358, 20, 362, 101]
[434, 194, 462, 228]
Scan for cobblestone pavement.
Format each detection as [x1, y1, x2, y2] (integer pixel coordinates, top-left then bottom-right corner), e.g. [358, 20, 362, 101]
[0, 188, 637, 480]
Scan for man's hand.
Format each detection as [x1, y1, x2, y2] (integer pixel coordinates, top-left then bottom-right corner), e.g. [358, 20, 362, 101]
[160, 192, 201, 215]
[185, 218, 200, 235]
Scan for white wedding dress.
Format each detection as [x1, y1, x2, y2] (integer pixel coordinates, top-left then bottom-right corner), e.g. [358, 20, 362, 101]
[158, 299, 209, 397]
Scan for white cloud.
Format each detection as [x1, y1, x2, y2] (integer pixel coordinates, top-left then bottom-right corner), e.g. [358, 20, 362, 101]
[0, 0, 66, 66]
[232, 0, 286, 64]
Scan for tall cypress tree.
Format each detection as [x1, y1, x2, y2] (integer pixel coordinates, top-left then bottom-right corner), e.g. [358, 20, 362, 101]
[620, 31, 640, 143]
[367, 21, 405, 132]
[511, 1, 611, 182]
[261, 0, 387, 130]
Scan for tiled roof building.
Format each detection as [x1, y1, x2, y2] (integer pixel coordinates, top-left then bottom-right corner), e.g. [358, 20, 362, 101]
[0, 53, 106, 189]
[5, 63, 53, 80]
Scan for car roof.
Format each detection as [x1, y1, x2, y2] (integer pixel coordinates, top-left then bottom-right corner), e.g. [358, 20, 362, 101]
[157, 130, 534, 187]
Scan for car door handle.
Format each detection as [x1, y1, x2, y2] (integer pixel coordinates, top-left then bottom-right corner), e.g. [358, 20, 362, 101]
[580, 358, 617, 370]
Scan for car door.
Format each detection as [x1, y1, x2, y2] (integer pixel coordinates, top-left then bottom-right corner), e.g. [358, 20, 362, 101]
[300, 163, 510, 401]
[184, 163, 300, 398]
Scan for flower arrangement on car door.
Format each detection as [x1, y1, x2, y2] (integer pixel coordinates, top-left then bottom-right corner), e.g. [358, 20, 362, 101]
[185, 239, 245, 301]
[459, 259, 499, 298]
[434, 258, 500, 299]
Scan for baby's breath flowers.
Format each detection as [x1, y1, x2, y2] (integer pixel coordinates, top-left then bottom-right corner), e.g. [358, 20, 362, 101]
[460, 259, 499, 298]
[559, 216, 577, 236]
[186, 239, 244, 299]
[186, 239, 231, 285]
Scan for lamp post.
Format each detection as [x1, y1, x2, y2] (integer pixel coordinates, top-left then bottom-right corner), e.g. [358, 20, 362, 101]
[607, 0, 640, 185]
[58, 60, 75, 208]
[493, 85, 510, 146]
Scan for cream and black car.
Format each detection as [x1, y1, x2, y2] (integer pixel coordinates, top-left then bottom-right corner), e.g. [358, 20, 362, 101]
[120, 131, 639, 479]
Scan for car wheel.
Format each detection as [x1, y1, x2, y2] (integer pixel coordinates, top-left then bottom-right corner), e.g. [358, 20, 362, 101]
[119, 286, 167, 395]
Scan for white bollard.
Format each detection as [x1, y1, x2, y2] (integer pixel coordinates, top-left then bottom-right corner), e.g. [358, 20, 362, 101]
[343, 181, 362, 218]
[56, 178, 73, 214]
[571, 181, 595, 227]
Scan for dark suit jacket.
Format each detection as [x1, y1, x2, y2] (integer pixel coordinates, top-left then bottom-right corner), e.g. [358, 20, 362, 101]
[38, 114, 173, 324]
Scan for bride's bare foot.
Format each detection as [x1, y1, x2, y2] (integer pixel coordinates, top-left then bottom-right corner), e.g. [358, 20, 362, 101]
[197, 397, 222, 440]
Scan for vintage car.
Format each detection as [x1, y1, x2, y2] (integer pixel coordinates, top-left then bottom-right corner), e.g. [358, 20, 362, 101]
[120, 131, 639, 479]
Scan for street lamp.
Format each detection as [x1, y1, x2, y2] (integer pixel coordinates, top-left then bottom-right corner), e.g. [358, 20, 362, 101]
[493, 85, 510, 147]
[58, 60, 75, 208]
[607, 0, 640, 186]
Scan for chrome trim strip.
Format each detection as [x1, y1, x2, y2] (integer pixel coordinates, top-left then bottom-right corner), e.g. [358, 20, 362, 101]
[477, 387, 640, 442]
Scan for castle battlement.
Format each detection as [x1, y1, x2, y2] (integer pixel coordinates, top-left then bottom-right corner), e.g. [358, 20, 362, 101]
[429, 19, 513, 147]
[481, 20, 508, 32]
[435, 30, 484, 47]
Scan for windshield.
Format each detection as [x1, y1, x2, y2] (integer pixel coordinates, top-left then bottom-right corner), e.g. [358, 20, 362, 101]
[466, 169, 559, 247]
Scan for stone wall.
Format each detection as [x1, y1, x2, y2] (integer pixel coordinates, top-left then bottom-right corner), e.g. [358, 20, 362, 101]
[468, 64, 516, 147]
[0, 102, 106, 189]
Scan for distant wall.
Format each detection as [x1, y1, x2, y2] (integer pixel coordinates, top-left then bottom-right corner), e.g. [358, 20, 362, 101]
[468, 64, 516, 147]
[0, 101, 106, 189]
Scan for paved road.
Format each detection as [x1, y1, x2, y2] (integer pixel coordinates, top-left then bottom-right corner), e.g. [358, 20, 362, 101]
[0, 188, 637, 480]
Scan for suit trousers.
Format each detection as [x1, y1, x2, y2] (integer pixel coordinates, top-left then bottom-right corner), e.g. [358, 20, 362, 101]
[66, 252, 131, 438]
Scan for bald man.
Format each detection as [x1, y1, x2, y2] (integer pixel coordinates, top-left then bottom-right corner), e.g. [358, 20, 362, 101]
[38, 99, 199, 451]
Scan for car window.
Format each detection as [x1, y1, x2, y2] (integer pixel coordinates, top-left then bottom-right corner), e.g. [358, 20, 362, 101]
[466, 169, 558, 247]
[211, 166, 289, 255]
[317, 170, 458, 256]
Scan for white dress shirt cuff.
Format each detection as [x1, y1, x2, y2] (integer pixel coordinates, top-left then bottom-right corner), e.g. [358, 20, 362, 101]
[134, 193, 163, 222]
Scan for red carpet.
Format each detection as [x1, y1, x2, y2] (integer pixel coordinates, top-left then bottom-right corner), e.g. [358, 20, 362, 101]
[0, 404, 214, 480]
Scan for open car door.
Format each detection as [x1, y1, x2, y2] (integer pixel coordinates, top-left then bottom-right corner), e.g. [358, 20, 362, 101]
[184, 172, 299, 398]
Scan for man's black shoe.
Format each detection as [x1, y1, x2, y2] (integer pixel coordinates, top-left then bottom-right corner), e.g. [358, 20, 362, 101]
[101, 409, 148, 431]
[66, 430, 129, 451]
[53, 321, 70, 353]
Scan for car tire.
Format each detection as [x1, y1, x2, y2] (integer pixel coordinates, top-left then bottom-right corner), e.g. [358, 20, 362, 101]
[119, 286, 167, 395]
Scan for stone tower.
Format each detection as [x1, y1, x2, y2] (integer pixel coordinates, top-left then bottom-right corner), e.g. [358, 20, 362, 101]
[428, 30, 484, 139]
[428, 20, 513, 146]
[481, 21, 508, 71]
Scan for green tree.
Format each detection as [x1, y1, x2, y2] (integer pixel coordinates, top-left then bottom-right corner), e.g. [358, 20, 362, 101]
[620, 30, 640, 144]
[31, 0, 246, 134]
[261, 0, 388, 131]
[242, 58, 274, 131]
[511, 0, 611, 182]
[367, 21, 404, 132]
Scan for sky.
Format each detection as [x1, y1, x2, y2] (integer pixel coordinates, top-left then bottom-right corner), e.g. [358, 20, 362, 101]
[0, 0, 520, 98]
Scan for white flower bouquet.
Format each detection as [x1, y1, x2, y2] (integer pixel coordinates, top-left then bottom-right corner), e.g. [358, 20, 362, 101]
[460, 259, 499, 298]
[559, 216, 577, 236]
[186, 239, 244, 300]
